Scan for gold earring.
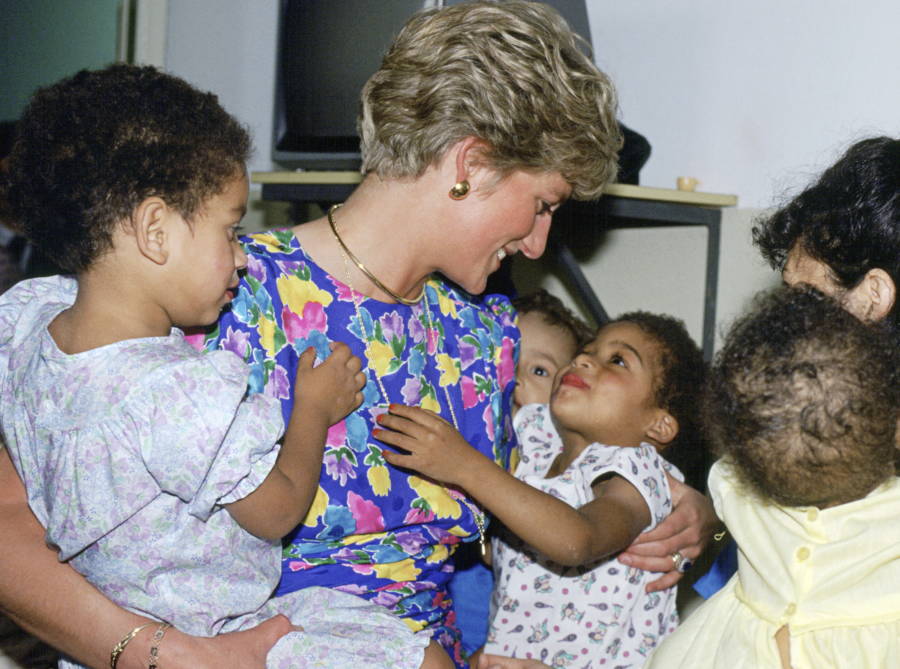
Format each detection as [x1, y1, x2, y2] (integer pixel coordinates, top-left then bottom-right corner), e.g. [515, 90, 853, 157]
[449, 180, 470, 200]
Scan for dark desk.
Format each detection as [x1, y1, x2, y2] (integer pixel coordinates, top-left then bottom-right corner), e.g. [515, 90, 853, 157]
[254, 172, 737, 360]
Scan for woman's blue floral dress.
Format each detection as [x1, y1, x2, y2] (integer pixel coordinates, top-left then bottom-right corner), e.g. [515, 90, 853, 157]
[196, 230, 518, 665]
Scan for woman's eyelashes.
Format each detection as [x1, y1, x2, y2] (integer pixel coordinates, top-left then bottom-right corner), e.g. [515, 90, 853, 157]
[228, 224, 244, 241]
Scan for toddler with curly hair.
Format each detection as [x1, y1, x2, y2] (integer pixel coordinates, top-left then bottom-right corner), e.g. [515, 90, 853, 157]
[647, 285, 900, 668]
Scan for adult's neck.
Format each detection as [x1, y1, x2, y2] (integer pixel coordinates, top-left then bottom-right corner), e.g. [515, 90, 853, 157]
[295, 171, 447, 304]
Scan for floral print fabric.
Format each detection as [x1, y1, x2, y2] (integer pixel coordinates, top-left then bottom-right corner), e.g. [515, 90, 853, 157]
[485, 404, 680, 667]
[0, 276, 427, 669]
[198, 230, 518, 663]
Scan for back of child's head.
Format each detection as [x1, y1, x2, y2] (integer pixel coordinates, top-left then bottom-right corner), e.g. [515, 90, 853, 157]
[3, 64, 251, 274]
[605, 311, 709, 490]
[706, 285, 900, 508]
[513, 289, 594, 348]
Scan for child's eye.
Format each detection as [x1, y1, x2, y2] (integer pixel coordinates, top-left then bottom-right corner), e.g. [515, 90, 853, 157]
[228, 225, 244, 241]
[609, 354, 626, 367]
[531, 365, 550, 377]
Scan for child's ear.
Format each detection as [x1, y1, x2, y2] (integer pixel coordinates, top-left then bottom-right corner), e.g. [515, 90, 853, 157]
[131, 196, 171, 265]
[645, 411, 678, 447]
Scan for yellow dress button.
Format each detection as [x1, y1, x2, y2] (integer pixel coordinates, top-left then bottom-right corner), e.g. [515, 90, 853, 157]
[796, 546, 811, 561]
[785, 603, 797, 616]
[807, 508, 819, 522]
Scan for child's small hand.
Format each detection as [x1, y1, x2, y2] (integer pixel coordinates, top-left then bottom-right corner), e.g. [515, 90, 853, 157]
[374, 404, 481, 486]
[294, 343, 365, 425]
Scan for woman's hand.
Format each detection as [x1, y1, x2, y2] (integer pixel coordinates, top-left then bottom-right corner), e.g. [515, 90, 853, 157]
[166, 615, 293, 669]
[617, 477, 719, 592]
[374, 404, 478, 486]
[476, 652, 551, 669]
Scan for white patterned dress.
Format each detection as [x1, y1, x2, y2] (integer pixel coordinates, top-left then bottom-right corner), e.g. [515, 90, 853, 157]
[0, 276, 428, 669]
[485, 404, 680, 668]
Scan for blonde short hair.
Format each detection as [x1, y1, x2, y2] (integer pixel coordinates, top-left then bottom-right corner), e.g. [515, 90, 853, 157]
[359, 0, 622, 200]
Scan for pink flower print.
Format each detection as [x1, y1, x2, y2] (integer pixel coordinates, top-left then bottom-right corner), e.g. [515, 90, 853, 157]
[246, 254, 268, 283]
[482, 403, 495, 438]
[372, 589, 403, 608]
[183, 332, 207, 352]
[286, 560, 313, 572]
[425, 327, 439, 355]
[326, 420, 348, 449]
[282, 301, 327, 344]
[265, 364, 291, 400]
[331, 276, 356, 301]
[347, 491, 385, 533]
[401, 377, 423, 404]
[497, 336, 516, 389]
[461, 376, 481, 410]
[403, 507, 435, 524]
[349, 563, 376, 576]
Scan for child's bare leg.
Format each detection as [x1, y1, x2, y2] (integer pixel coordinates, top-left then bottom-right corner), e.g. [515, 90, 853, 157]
[420, 640, 455, 669]
[774, 625, 792, 669]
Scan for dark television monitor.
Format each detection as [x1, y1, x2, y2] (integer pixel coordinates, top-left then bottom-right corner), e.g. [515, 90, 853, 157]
[271, 0, 594, 171]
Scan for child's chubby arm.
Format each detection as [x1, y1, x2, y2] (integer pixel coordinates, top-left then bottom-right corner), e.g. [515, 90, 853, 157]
[376, 405, 650, 567]
[226, 343, 365, 540]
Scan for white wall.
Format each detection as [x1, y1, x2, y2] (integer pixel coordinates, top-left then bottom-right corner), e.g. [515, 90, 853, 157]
[161, 0, 897, 351]
[587, 0, 900, 208]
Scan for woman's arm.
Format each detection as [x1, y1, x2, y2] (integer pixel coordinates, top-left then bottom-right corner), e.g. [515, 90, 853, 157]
[617, 476, 721, 592]
[376, 406, 649, 566]
[0, 447, 290, 668]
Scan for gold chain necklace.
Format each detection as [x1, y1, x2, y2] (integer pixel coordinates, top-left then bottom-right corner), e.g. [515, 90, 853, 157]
[330, 212, 485, 554]
[328, 204, 424, 305]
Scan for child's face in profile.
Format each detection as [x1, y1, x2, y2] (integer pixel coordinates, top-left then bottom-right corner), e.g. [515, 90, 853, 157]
[550, 321, 664, 447]
[166, 174, 249, 327]
[514, 311, 580, 414]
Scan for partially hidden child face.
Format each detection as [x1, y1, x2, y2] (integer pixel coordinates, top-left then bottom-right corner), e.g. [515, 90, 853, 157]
[550, 321, 664, 448]
[514, 311, 579, 414]
[167, 173, 249, 327]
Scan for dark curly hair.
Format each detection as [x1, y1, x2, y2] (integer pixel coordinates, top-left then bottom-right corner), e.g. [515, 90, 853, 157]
[513, 289, 594, 348]
[753, 136, 900, 331]
[607, 311, 709, 491]
[706, 285, 900, 508]
[3, 64, 251, 273]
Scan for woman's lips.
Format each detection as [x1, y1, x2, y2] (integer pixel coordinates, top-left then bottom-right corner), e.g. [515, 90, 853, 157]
[560, 373, 589, 389]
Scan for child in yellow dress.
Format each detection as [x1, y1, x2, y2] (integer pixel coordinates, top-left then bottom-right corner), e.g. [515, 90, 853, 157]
[647, 285, 900, 668]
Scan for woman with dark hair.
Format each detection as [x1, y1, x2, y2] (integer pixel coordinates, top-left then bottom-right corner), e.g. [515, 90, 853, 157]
[754, 136, 900, 326]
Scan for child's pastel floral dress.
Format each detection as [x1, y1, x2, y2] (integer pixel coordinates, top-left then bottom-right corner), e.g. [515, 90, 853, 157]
[0, 276, 428, 669]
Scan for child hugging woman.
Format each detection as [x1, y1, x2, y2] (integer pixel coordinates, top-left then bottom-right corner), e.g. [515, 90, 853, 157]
[376, 311, 706, 667]
[647, 285, 900, 668]
[0, 65, 449, 668]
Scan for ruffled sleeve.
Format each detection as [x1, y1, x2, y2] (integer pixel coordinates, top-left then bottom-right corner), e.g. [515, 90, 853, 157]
[42, 346, 284, 559]
[138, 349, 284, 519]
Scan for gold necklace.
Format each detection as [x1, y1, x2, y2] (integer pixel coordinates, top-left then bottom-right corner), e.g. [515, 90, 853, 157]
[328, 204, 424, 305]
[332, 223, 485, 554]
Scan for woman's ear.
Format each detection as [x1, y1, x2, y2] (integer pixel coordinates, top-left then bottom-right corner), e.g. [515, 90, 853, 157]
[846, 267, 896, 324]
[645, 411, 678, 448]
[131, 197, 171, 265]
[452, 136, 493, 191]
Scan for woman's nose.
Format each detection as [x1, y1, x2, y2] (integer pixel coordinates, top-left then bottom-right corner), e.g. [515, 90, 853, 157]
[518, 217, 552, 259]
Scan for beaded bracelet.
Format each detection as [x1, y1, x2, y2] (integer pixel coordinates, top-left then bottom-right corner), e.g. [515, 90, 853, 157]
[110, 623, 153, 669]
[148, 622, 171, 669]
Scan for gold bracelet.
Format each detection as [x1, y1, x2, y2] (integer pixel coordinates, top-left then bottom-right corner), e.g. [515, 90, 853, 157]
[147, 622, 171, 669]
[110, 623, 153, 669]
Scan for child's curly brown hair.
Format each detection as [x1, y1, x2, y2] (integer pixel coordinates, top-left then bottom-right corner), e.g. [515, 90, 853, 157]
[3, 64, 251, 273]
[706, 285, 900, 508]
[513, 289, 594, 349]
